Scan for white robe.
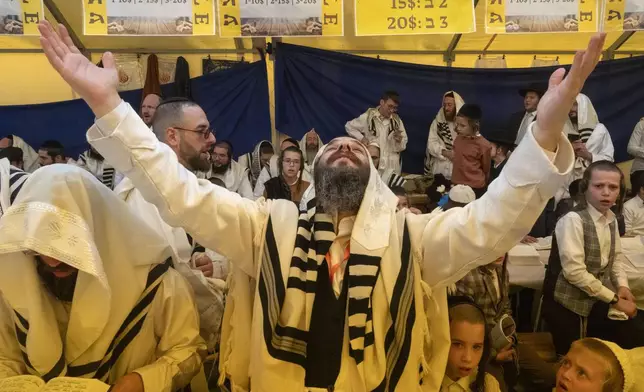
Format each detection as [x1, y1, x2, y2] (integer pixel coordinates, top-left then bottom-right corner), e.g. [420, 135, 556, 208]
[10, 135, 39, 173]
[198, 160, 253, 199]
[87, 101, 574, 391]
[346, 108, 408, 174]
[299, 132, 323, 179]
[0, 165, 206, 391]
[425, 91, 465, 178]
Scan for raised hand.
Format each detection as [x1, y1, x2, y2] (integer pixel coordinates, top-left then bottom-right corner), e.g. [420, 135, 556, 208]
[39, 21, 121, 118]
[535, 33, 606, 151]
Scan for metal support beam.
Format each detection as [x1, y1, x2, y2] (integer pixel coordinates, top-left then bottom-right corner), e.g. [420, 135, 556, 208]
[43, 0, 88, 58]
[444, 34, 462, 66]
[482, 34, 497, 52]
[233, 38, 245, 61]
[252, 37, 267, 61]
[87, 48, 257, 54]
[603, 31, 635, 60]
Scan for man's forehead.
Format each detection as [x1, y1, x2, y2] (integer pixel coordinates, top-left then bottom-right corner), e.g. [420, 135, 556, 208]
[327, 137, 363, 148]
[143, 94, 161, 105]
[182, 106, 210, 126]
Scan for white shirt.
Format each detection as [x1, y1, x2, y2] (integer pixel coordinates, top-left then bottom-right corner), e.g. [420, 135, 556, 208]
[555, 204, 629, 303]
[624, 194, 644, 236]
[515, 111, 536, 145]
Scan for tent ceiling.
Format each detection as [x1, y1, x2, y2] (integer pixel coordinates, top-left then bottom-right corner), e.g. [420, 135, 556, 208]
[0, 0, 641, 56]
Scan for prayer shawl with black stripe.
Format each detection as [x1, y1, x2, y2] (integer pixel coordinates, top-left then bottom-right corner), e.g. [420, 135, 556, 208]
[73, 151, 120, 190]
[424, 91, 465, 177]
[0, 158, 28, 218]
[0, 166, 206, 389]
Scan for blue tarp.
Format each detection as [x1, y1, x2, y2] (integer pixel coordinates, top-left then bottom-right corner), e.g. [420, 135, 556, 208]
[0, 60, 271, 160]
[275, 43, 644, 174]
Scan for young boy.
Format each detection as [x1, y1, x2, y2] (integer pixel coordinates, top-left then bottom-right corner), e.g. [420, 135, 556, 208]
[451, 104, 492, 198]
[391, 186, 421, 214]
[442, 297, 500, 392]
[487, 136, 515, 185]
[624, 172, 644, 236]
[451, 255, 556, 391]
[543, 161, 644, 356]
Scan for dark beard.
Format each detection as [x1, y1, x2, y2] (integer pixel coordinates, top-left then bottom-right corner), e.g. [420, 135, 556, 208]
[314, 163, 370, 216]
[211, 161, 230, 174]
[180, 139, 210, 172]
[445, 111, 455, 121]
[36, 256, 78, 302]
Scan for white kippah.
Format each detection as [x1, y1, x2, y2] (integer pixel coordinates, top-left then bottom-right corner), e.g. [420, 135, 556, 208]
[448, 185, 476, 204]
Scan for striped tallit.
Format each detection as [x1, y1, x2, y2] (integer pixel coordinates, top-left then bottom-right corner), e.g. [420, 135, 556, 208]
[0, 158, 29, 217]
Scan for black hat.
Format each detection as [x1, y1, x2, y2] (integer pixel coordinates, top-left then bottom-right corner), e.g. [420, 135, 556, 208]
[519, 83, 546, 98]
[457, 104, 482, 121]
[487, 135, 516, 150]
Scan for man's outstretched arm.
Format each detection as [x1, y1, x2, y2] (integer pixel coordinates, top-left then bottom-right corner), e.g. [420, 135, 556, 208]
[420, 34, 606, 288]
[38, 21, 266, 276]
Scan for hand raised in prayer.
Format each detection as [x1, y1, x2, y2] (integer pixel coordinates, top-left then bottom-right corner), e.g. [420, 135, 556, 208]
[110, 373, 144, 392]
[38, 21, 121, 118]
[534, 33, 606, 152]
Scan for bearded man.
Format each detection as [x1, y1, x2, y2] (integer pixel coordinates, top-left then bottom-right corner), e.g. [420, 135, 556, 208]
[300, 129, 323, 177]
[424, 91, 465, 178]
[197, 140, 253, 199]
[39, 20, 604, 391]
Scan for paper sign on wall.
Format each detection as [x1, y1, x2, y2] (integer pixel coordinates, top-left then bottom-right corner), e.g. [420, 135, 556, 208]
[0, 0, 43, 35]
[486, 0, 598, 33]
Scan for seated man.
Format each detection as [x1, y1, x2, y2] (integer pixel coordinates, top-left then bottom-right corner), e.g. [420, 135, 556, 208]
[0, 165, 206, 391]
[237, 140, 274, 189]
[37, 140, 66, 167]
[72, 145, 123, 190]
[253, 137, 304, 199]
[543, 161, 644, 356]
[197, 140, 253, 199]
[0, 147, 24, 170]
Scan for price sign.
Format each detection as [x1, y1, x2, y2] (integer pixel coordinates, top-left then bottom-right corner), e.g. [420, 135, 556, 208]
[218, 0, 343, 37]
[603, 0, 644, 32]
[354, 0, 475, 36]
[83, 0, 215, 36]
[0, 0, 44, 35]
[486, 0, 598, 33]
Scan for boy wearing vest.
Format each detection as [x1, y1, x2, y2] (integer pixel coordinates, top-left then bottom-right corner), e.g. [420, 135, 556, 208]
[543, 161, 644, 356]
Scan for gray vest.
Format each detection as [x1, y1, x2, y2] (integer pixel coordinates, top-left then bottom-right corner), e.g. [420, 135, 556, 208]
[548, 209, 616, 317]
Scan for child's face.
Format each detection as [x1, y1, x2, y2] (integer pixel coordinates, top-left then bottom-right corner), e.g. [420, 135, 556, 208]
[585, 169, 621, 215]
[397, 195, 409, 210]
[556, 344, 607, 392]
[455, 116, 476, 136]
[446, 321, 485, 381]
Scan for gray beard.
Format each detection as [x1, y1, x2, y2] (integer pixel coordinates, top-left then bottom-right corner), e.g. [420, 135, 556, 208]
[314, 165, 369, 216]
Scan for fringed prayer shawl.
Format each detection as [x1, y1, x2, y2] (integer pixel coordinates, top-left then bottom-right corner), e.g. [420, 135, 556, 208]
[366, 108, 402, 138]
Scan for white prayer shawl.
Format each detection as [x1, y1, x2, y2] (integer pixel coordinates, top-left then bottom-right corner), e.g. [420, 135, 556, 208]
[0, 165, 206, 391]
[0, 158, 28, 218]
[11, 135, 39, 173]
[346, 108, 408, 174]
[238, 140, 274, 189]
[299, 131, 323, 177]
[556, 94, 615, 203]
[425, 91, 465, 178]
[197, 160, 253, 199]
[87, 101, 575, 391]
[72, 150, 124, 190]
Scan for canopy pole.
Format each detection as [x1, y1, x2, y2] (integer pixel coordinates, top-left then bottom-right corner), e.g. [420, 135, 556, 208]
[43, 0, 89, 59]
[603, 31, 635, 60]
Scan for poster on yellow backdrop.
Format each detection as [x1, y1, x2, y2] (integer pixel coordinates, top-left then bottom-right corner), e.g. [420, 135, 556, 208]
[486, 0, 598, 33]
[354, 0, 475, 36]
[0, 0, 43, 35]
[83, 0, 215, 36]
[603, 0, 644, 31]
[218, 0, 343, 37]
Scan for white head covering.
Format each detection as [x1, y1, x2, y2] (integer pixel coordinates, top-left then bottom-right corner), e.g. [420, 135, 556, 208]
[435, 91, 465, 124]
[565, 93, 599, 135]
[0, 165, 173, 379]
[299, 129, 323, 164]
[449, 185, 476, 204]
[10, 135, 39, 173]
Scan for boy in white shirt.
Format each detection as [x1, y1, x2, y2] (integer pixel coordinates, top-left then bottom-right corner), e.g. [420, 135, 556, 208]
[624, 172, 644, 236]
[542, 161, 644, 356]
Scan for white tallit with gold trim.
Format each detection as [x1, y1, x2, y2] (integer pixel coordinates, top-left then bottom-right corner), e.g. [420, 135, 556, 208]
[87, 101, 575, 391]
[0, 165, 207, 391]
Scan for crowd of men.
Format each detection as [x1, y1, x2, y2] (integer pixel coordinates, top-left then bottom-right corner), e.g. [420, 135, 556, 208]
[2, 22, 644, 392]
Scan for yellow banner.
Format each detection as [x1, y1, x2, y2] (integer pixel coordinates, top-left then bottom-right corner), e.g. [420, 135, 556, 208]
[218, 0, 343, 37]
[354, 0, 475, 36]
[0, 0, 44, 36]
[486, 0, 599, 33]
[83, 0, 215, 36]
[602, 0, 644, 32]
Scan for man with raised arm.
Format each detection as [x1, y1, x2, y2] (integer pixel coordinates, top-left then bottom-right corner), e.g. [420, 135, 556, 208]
[39, 20, 603, 391]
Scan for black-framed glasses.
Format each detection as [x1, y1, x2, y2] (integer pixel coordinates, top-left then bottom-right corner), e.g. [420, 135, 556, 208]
[173, 126, 215, 139]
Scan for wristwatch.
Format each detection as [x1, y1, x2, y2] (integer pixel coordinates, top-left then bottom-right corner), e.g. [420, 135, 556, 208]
[610, 294, 619, 305]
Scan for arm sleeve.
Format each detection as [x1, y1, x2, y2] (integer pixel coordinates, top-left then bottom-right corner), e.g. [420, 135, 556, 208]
[253, 167, 271, 200]
[87, 101, 266, 276]
[624, 203, 635, 236]
[556, 214, 616, 303]
[345, 113, 368, 140]
[134, 269, 207, 392]
[237, 171, 254, 200]
[389, 121, 408, 153]
[588, 125, 614, 163]
[421, 124, 575, 289]
[0, 296, 27, 379]
[612, 235, 630, 290]
[627, 120, 644, 159]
